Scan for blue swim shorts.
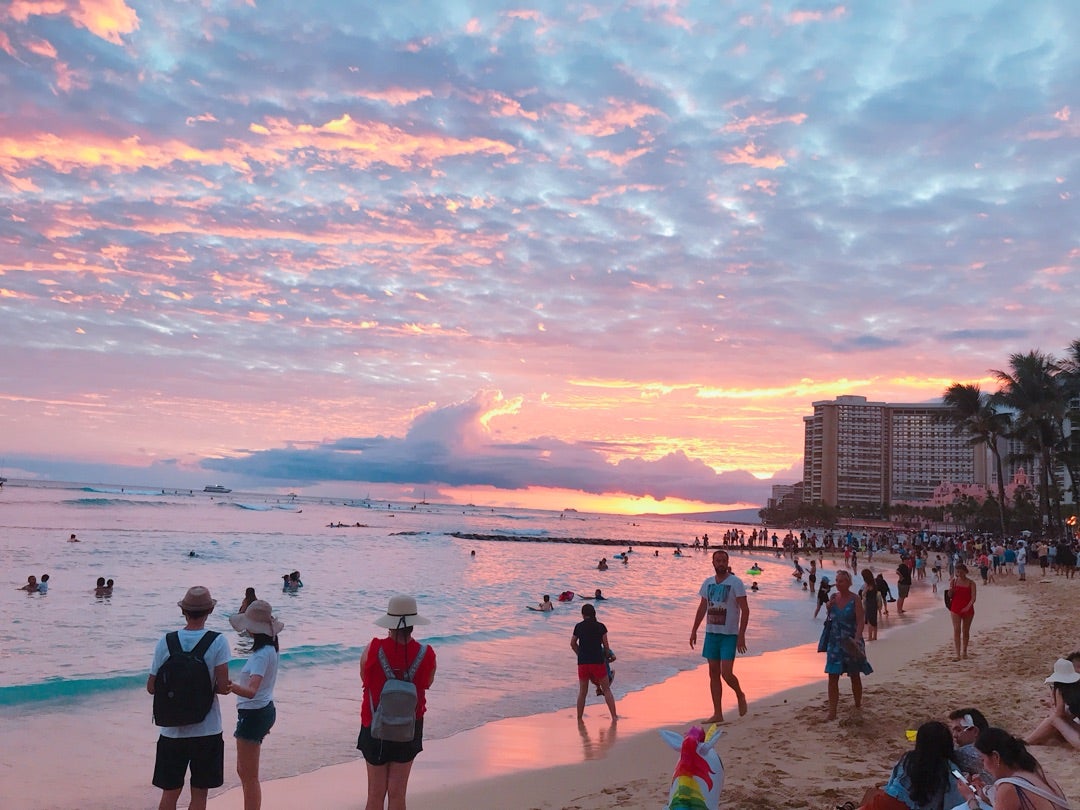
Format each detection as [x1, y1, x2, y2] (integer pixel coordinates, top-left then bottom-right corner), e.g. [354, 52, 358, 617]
[702, 632, 737, 661]
[235, 702, 276, 743]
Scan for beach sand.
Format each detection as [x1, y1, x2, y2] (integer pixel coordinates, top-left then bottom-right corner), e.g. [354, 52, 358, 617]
[209, 569, 1080, 810]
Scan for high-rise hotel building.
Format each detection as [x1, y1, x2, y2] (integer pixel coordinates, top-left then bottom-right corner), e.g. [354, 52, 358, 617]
[802, 395, 987, 507]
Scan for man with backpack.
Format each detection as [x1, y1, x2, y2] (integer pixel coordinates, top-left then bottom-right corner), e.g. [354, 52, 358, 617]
[147, 586, 231, 810]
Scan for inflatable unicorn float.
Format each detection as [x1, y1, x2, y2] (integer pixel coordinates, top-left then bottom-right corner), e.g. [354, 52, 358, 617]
[660, 724, 724, 810]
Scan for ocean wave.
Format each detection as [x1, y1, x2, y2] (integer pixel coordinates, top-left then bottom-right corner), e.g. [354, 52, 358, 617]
[63, 497, 175, 507]
[79, 487, 166, 496]
[227, 502, 299, 512]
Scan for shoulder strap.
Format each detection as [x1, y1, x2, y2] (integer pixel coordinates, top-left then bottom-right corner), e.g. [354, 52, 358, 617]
[376, 645, 398, 679]
[192, 630, 219, 659]
[405, 644, 428, 681]
[997, 777, 1071, 809]
[165, 631, 181, 656]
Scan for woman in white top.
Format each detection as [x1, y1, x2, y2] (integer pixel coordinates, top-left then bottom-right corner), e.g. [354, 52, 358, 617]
[229, 600, 284, 810]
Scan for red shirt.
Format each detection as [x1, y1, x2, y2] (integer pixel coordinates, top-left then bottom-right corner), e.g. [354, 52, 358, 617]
[360, 636, 436, 726]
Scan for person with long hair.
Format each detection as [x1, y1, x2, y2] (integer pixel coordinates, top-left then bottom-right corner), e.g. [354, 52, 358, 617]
[860, 568, 880, 641]
[1025, 657, 1080, 750]
[858, 721, 965, 810]
[958, 726, 1071, 809]
[823, 569, 873, 721]
[357, 595, 437, 810]
[228, 600, 284, 810]
[949, 563, 977, 660]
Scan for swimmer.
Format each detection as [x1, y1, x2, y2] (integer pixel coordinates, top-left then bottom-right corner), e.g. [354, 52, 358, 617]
[104, 578, 114, 596]
[18, 575, 39, 592]
[470, 550, 476, 557]
[598, 558, 608, 571]
[751, 582, 759, 592]
[68, 533, 79, 543]
[537, 594, 554, 612]
[94, 576, 108, 596]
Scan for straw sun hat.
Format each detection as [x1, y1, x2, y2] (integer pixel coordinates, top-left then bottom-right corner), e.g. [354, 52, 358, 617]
[374, 595, 430, 629]
[178, 586, 217, 613]
[1044, 658, 1080, 685]
[229, 600, 284, 637]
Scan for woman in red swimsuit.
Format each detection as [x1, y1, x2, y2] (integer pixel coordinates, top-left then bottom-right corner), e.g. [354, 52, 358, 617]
[948, 563, 976, 660]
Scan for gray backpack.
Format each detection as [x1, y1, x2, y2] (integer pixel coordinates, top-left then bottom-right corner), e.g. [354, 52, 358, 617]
[370, 644, 427, 742]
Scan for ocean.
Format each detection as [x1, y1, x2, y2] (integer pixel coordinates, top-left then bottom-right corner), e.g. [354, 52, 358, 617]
[0, 481, 833, 808]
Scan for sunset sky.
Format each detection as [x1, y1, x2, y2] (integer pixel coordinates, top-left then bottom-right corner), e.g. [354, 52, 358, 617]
[1, 1, 1077, 513]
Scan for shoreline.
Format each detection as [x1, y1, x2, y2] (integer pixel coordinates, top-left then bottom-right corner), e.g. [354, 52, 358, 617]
[208, 571, 956, 809]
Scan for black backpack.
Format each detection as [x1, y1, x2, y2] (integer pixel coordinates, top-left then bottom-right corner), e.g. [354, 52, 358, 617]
[152, 631, 220, 727]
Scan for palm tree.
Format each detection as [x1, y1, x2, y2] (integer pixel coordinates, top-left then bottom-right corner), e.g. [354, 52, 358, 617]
[991, 351, 1063, 535]
[941, 382, 1010, 536]
[1055, 339, 1080, 512]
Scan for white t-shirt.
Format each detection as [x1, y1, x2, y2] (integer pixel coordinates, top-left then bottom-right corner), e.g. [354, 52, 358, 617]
[150, 629, 231, 738]
[699, 574, 747, 634]
[236, 645, 278, 710]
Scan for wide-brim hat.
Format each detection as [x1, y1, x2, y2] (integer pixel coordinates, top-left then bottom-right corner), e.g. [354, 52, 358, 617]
[178, 586, 217, 613]
[1045, 658, 1080, 685]
[229, 600, 284, 637]
[375, 594, 430, 628]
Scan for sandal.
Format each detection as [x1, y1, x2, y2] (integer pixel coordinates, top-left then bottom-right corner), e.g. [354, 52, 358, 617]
[835, 803, 857, 810]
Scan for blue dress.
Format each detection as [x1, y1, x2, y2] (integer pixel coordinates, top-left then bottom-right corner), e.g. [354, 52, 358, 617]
[824, 595, 873, 676]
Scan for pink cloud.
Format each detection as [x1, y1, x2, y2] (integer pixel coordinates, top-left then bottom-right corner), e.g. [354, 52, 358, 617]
[5, 0, 139, 45]
[723, 111, 807, 133]
[720, 142, 787, 169]
[785, 6, 847, 25]
[561, 98, 664, 137]
[585, 147, 650, 167]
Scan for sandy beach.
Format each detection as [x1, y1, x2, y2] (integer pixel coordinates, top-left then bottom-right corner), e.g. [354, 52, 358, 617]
[208, 567, 1080, 810]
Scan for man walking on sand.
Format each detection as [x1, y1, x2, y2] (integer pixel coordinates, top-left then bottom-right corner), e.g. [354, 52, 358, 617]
[690, 549, 749, 723]
[148, 586, 231, 810]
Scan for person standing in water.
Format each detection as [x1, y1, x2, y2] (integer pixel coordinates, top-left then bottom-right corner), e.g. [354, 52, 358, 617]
[690, 550, 749, 723]
[571, 603, 617, 721]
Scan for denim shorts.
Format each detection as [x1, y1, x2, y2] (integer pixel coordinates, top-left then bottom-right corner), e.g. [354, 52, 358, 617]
[235, 702, 276, 743]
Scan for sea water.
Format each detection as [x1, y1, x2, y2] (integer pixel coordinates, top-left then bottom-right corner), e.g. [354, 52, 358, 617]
[0, 482, 830, 806]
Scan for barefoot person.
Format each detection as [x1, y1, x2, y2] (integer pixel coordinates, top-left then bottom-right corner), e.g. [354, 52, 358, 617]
[824, 569, 872, 721]
[571, 603, 617, 721]
[949, 563, 977, 660]
[228, 600, 284, 810]
[690, 549, 749, 723]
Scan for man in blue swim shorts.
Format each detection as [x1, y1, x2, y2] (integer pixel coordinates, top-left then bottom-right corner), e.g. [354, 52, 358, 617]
[690, 550, 749, 723]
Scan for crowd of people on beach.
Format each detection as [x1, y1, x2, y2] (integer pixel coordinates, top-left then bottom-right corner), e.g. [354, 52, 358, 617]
[133, 521, 1080, 810]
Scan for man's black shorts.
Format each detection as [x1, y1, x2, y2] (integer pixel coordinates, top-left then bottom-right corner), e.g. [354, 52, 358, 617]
[152, 733, 225, 790]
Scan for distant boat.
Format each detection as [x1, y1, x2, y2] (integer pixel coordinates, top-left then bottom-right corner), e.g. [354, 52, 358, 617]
[203, 485, 232, 494]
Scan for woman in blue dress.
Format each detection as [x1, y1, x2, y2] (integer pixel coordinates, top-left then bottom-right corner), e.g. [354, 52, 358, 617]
[824, 569, 872, 720]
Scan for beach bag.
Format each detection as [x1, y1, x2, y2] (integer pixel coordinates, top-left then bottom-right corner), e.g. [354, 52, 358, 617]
[370, 643, 428, 742]
[944, 589, 953, 609]
[152, 631, 219, 727]
[817, 616, 832, 653]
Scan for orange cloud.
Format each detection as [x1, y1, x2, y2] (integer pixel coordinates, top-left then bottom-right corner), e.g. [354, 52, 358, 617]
[6, 0, 139, 45]
[586, 147, 650, 167]
[560, 99, 663, 137]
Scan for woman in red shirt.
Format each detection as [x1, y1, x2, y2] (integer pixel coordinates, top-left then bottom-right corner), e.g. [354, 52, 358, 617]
[948, 563, 976, 660]
[357, 595, 437, 810]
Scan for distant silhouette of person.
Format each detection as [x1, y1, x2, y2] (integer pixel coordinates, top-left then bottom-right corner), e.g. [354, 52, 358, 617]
[68, 533, 79, 543]
[94, 577, 108, 596]
[239, 587, 257, 613]
[18, 575, 38, 592]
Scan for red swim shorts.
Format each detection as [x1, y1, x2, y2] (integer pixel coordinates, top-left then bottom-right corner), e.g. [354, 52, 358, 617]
[578, 663, 608, 683]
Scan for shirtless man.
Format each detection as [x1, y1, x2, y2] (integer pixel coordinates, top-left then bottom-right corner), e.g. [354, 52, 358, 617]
[690, 550, 749, 723]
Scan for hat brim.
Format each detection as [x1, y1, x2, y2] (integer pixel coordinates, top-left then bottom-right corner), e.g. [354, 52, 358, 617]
[229, 612, 284, 636]
[374, 614, 430, 628]
[1046, 673, 1080, 684]
[178, 599, 217, 611]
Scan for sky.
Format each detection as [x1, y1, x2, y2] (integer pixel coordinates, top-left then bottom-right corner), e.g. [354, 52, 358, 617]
[1, 1, 1078, 514]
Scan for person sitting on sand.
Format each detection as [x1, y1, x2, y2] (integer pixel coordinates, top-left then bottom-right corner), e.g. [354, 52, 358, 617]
[947, 708, 992, 787]
[1025, 657, 1080, 750]
[859, 721, 965, 810]
[18, 575, 38, 592]
[957, 727, 1070, 810]
[537, 594, 554, 612]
